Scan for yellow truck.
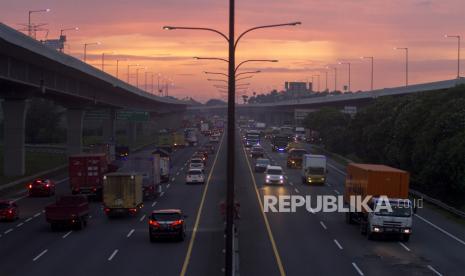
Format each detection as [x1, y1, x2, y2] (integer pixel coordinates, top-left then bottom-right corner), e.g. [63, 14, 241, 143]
[103, 173, 143, 217]
[172, 133, 187, 149]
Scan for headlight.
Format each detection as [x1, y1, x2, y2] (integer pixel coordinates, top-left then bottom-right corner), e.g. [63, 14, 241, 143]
[373, 227, 381, 232]
[266, 175, 270, 179]
[279, 176, 283, 180]
[403, 229, 411, 234]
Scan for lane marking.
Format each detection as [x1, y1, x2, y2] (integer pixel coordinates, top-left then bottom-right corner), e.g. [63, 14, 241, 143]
[180, 133, 225, 276]
[33, 249, 48, 262]
[328, 163, 346, 176]
[108, 249, 119, 261]
[415, 214, 465, 246]
[176, 172, 180, 176]
[139, 215, 146, 222]
[33, 212, 41, 218]
[427, 265, 443, 276]
[294, 188, 300, 193]
[152, 201, 157, 207]
[333, 239, 343, 250]
[4, 228, 13, 234]
[62, 231, 72, 239]
[25, 217, 32, 222]
[351, 262, 364, 276]
[16, 223, 24, 228]
[242, 145, 286, 276]
[399, 242, 411, 252]
[320, 221, 327, 230]
[160, 192, 165, 197]
[334, 190, 340, 195]
[127, 229, 135, 238]
[171, 177, 175, 182]
[167, 184, 171, 189]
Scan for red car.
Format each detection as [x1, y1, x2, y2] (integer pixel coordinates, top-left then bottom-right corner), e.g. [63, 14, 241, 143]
[28, 179, 56, 197]
[0, 201, 19, 221]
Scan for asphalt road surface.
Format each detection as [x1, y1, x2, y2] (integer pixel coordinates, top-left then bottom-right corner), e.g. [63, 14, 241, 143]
[1, 130, 465, 276]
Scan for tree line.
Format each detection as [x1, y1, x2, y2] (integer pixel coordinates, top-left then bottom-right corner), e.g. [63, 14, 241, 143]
[303, 85, 465, 208]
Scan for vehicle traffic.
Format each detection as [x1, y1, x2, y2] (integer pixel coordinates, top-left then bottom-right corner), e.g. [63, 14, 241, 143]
[264, 165, 285, 185]
[27, 178, 56, 197]
[103, 173, 144, 217]
[185, 168, 205, 184]
[301, 154, 327, 184]
[149, 209, 186, 242]
[254, 158, 271, 173]
[286, 148, 308, 168]
[0, 201, 19, 221]
[45, 195, 89, 230]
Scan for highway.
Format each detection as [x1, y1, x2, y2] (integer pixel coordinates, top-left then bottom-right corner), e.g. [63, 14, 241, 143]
[1, 130, 465, 275]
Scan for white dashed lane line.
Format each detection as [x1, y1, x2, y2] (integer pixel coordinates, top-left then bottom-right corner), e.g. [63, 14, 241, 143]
[294, 188, 300, 193]
[108, 249, 119, 261]
[139, 215, 146, 222]
[167, 184, 171, 189]
[334, 190, 340, 195]
[333, 239, 343, 250]
[62, 231, 72, 239]
[4, 228, 13, 234]
[152, 201, 157, 207]
[427, 265, 443, 276]
[33, 249, 48, 262]
[33, 212, 41, 218]
[127, 229, 135, 238]
[399, 242, 411, 252]
[320, 221, 327, 230]
[16, 223, 24, 228]
[351, 262, 364, 276]
[414, 214, 465, 246]
[25, 217, 33, 222]
[160, 192, 165, 197]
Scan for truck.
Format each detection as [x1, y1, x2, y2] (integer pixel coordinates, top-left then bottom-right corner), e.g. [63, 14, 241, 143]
[153, 148, 171, 183]
[173, 132, 187, 149]
[69, 153, 111, 198]
[45, 195, 89, 230]
[103, 172, 144, 217]
[295, 127, 306, 141]
[255, 122, 266, 130]
[344, 163, 413, 242]
[185, 128, 198, 146]
[286, 148, 308, 168]
[157, 132, 173, 152]
[200, 122, 210, 135]
[115, 145, 130, 160]
[301, 154, 327, 184]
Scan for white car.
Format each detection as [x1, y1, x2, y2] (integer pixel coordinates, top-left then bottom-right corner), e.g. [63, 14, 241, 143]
[185, 169, 205, 184]
[265, 165, 284, 185]
[189, 162, 205, 171]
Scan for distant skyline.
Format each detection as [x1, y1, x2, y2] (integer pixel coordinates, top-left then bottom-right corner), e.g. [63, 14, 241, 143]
[1, 0, 464, 102]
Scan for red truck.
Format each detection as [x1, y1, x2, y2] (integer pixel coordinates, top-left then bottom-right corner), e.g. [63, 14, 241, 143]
[45, 195, 89, 230]
[69, 153, 117, 198]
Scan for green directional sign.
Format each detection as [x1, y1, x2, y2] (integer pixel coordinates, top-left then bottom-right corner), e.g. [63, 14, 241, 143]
[85, 110, 110, 120]
[117, 111, 150, 121]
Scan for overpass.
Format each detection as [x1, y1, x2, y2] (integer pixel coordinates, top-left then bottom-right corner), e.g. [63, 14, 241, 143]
[189, 77, 465, 123]
[0, 23, 188, 176]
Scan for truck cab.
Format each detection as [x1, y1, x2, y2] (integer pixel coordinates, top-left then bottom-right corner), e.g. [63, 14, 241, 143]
[286, 148, 308, 168]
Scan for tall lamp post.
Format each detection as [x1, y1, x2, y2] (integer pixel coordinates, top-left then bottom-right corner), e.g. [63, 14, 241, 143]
[127, 64, 139, 83]
[339, 62, 351, 92]
[145, 71, 153, 91]
[394, 47, 409, 87]
[445, 35, 461, 78]
[312, 74, 320, 92]
[164, 15, 300, 276]
[83, 42, 100, 62]
[59, 27, 78, 52]
[101, 52, 114, 72]
[28, 9, 50, 38]
[361, 56, 374, 91]
[116, 59, 127, 79]
[135, 67, 146, 88]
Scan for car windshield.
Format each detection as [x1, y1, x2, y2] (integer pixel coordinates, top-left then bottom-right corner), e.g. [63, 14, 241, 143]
[191, 159, 202, 164]
[267, 169, 282, 175]
[151, 213, 181, 221]
[0, 203, 11, 209]
[188, 170, 203, 175]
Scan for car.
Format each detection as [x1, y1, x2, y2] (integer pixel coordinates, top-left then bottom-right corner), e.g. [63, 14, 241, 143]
[197, 147, 209, 159]
[189, 161, 205, 172]
[149, 209, 186, 242]
[0, 201, 19, 221]
[255, 158, 271, 173]
[27, 178, 56, 197]
[193, 152, 208, 163]
[209, 135, 220, 143]
[185, 168, 206, 184]
[250, 146, 265, 158]
[265, 165, 285, 185]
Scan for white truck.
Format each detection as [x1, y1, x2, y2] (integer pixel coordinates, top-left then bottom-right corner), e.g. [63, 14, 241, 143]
[301, 154, 327, 184]
[185, 128, 198, 146]
[200, 123, 210, 134]
[295, 127, 306, 141]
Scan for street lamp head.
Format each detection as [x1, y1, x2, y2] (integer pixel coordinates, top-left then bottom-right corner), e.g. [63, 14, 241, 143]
[74, 27, 79, 31]
[290, 22, 302, 26]
[45, 8, 51, 12]
[270, 60, 278, 62]
[163, 26, 174, 30]
[193, 57, 199, 60]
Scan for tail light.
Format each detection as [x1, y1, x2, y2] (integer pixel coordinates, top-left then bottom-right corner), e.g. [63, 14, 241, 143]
[8, 210, 13, 214]
[45, 184, 50, 188]
[129, 208, 137, 214]
[104, 208, 110, 213]
[149, 219, 160, 227]
[28, 184, 32, 189]
[171, 220, 183, 227]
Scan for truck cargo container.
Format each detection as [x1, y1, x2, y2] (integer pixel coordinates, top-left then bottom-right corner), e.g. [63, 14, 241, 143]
[153, 149, 171, 183]
[173, 133, 187, 148]
[157, 132, 173, 152]
[200, 122, 210, 135]
[69, 153, 109, 197]
[45, 195, 89, 230]
[103, 173, 144, 217]
[286, 148, 308, 168]
[301, 154, 327, 184]
[344, 163, 413, 241]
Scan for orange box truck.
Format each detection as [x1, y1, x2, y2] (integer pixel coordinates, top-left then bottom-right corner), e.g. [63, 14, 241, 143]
[344, 163, 414, 242]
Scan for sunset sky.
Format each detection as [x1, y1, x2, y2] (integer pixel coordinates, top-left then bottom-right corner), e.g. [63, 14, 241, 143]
[1, 0, 464, 102]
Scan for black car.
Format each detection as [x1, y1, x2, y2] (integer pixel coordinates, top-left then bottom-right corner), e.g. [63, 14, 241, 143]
[255, 158, 271, 173]
[149, 209, 186, 242]
[250, 146, 265, 158]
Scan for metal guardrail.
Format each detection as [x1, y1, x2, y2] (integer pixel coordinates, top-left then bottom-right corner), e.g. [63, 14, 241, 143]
[311, 144, 465, 219]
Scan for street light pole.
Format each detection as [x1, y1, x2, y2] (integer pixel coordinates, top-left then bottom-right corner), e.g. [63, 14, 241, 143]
[395, 47, 409, 86]
[28, 9, 50, 38]
[445, 35, 461, 78]
[83, 42, 100, 62]
[361, 56, 374, 91]
[324, 70, 328, 91]
[339, 62, 351, 92]
[127, 64, 139, 83]
[312, 75, 320, 92]
[135, 67, 145, 88]
[334, 67, 337, 92]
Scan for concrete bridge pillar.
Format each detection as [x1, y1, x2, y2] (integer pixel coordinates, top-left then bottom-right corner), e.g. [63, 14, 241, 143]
[102, 110, 116, 144]
[67, 108, 85, 155]
[2, 99, 27, 176]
